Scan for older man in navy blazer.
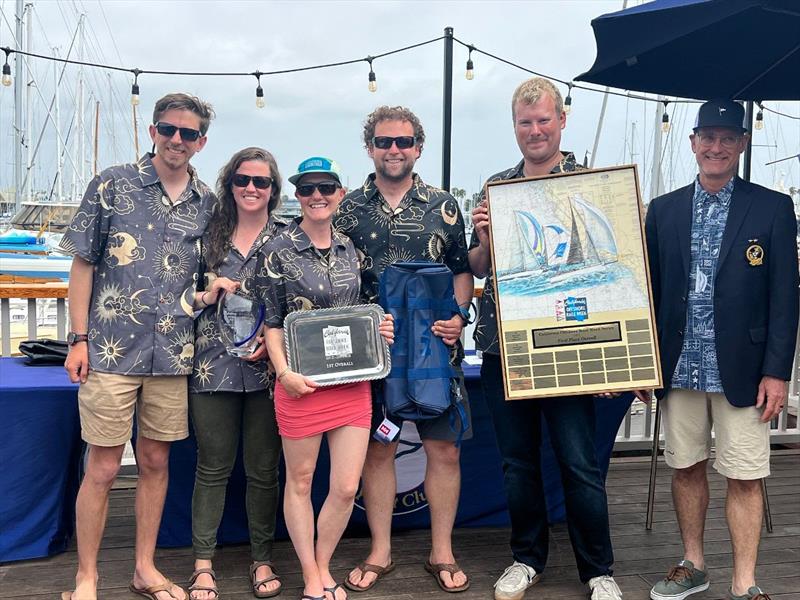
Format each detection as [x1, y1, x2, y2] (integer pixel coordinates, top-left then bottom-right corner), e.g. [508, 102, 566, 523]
[645, 100, 798, 600]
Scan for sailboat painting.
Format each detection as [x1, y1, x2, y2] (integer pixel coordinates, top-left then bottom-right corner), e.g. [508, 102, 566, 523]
[487, 166, 651, 323]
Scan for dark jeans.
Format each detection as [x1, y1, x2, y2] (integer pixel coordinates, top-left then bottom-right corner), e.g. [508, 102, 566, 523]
[189, 390, 281, 561]
[480, 354, 614, 582]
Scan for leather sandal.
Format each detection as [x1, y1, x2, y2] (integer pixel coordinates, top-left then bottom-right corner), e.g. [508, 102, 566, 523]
[343, 561, 395, 592]
[129, 579, 189, 600]
[424, 560, 470, 593]
[250, 561, 281, 598]
[188, 568, 218, 600]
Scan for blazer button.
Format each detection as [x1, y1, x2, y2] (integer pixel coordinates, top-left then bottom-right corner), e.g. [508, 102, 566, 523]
[678, 329, 683, 337]
[681, 296, 687, 302]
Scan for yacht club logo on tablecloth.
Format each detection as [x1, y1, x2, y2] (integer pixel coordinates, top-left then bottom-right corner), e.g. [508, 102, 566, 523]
[354, 423, 428, 515]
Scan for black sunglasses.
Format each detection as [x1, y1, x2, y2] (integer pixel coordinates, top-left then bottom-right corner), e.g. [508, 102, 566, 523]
[296, 181, 341, 197]
[154, 122, 202, 142]
[372, 135, 416, 150]
[231, 174, 273, 189]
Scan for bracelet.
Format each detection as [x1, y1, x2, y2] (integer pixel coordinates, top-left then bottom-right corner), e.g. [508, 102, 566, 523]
[277, 366, 291, 381]
[201, 290, 213, 306]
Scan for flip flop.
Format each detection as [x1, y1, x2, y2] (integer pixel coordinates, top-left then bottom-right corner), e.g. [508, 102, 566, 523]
[343, 561, 395, 592]
[301, 595, 325, 600]
[251, 561, 281, 598]
[188, 568, 218, 600]
[323, 583, 347, 600]
[129, 579, 188, 600]
[424, 560, 470, 593]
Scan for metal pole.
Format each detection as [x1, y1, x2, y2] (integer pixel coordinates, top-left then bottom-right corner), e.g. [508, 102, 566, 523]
[441, 27, 454, 192]
[645, 398, 662, 530]
[743, 101, 753, 182]
[14, 0, 25, 213]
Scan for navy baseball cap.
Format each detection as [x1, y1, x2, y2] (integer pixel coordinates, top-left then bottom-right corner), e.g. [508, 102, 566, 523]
[693, 100, 747, 132]
[288, 156, 342, 185]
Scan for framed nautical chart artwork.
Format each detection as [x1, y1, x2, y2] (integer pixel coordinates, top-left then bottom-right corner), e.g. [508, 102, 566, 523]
[486, 164, 662, 400]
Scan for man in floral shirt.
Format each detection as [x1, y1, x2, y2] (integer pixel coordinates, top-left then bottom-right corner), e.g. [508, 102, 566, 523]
[60, 93, 215, 600]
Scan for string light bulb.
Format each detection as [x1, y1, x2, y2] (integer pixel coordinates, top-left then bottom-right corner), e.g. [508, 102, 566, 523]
[367, 57, 377, 93]
[755, 104, 764, 130]
[130, 70, 140, 106]
[255, 72, 265, 109]
[661, 101, 670, 133]
[466, 46, 474, 80]
[564, 84, 573, 114]
[2, 49, 11, 87]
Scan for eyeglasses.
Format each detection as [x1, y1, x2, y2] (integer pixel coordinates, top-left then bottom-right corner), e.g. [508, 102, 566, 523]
[231, 174, 273, 189]
[295, 181, 340, 197]
[372, 135, 416, 150]
[695, 132, 742, 149]
[154, 122, 202, 142]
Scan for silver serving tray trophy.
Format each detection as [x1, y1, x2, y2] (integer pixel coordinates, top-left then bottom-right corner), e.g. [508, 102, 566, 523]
[283, 304, 391, 386]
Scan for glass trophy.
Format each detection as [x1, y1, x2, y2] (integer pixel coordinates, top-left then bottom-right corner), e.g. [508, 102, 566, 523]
[216, 291, 265, 358]
[283, 304, 390, 386]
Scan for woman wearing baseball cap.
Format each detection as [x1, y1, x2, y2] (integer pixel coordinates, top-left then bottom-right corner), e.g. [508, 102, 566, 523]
[258, 157, 393, 600]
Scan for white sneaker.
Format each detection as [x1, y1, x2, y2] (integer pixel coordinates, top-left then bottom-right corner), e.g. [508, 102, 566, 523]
[494, 561, 541, 600]
[589, 575, 623, 600]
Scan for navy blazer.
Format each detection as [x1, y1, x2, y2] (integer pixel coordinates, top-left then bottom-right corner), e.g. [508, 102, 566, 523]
[645, 177, 799, 407]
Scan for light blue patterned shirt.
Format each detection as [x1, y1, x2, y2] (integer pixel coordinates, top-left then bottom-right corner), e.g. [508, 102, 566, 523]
[672, 177, 735, 392]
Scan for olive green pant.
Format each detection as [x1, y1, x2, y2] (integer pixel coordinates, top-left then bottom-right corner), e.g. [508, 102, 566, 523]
[189, 390, 280, 560]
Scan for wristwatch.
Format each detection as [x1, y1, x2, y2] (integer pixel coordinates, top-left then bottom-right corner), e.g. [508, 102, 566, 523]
[456, 306, 473, 325]
[67, 332, 89, 346]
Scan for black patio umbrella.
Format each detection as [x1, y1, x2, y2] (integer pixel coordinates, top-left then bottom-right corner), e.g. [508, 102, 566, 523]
[576, 0, 800, 101]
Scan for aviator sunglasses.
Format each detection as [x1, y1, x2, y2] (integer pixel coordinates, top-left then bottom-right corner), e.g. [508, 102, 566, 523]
[371, 135, 416, 150]
[295, 181, 341, 197]
[154, 122, 202, 142]
[231, 174, 274, 189]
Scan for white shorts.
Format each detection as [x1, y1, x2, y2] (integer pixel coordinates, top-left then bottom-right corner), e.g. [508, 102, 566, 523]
[661, 388, 770, 480]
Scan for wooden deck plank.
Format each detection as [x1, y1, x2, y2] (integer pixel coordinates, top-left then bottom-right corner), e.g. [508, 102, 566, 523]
[1, 452, 797, 599]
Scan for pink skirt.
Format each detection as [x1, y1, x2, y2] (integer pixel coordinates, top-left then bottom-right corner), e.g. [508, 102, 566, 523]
[274, 380, 372, 439]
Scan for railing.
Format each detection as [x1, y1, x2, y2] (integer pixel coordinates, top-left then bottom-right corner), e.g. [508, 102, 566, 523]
[2, 284, 797, 447]
[0, 283, 68, 356]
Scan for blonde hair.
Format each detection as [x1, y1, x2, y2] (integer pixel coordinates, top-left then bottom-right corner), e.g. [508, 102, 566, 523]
[511, 77, 563, 121]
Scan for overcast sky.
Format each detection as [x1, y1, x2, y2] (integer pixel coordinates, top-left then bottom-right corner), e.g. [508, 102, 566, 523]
[1, 0, 798, 204]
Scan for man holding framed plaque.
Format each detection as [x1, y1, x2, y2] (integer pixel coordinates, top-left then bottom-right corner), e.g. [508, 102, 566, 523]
[469, 77, 624, 600]
[646, 100, 799, 600]
[336, 106, 474, 594]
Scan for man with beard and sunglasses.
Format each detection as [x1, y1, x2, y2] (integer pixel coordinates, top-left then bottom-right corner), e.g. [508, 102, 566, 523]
[59, 93, 216, 600]
[335, 105, 473, 594]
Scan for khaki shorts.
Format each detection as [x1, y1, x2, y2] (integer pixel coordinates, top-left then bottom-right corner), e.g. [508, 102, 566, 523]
[662, 388, 770, 480]
[78, 371, 189, 446]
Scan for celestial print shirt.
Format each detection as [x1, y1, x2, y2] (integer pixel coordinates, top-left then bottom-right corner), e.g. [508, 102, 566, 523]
[59, 153, 216, 376]
[671, 177, 734, 392]
[256, 218, 362, 328]
[190, 216, 286, 394]
[335, 173, 470, 365]
[469, 152, 582, 355]
[334, 173, 470, 304]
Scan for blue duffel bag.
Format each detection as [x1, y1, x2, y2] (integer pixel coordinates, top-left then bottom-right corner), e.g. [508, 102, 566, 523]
[378, 261, 468, 444]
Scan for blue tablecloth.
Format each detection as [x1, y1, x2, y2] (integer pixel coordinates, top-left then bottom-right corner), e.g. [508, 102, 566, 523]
[156, 359, 633, 546]
[0, 357, 82, 562]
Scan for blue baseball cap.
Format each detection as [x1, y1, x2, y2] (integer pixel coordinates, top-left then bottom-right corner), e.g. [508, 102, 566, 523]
[288, 156, 342, 185]
[693, 100, 747, 133]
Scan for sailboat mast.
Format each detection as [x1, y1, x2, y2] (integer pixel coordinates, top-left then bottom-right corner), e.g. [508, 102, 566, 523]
[14, 0, 24, 213]
[54, 48, 63, 203]
[649, 96, 665, 199]
[74, 14, 86, 201]
[24, 2, 33, 203]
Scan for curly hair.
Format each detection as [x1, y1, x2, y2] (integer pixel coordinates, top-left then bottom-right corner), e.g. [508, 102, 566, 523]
[511, 77, 563, 121]
[152, 92, 215, 135]
[362, 105, 425, 150]
[204, 147, 282, 272]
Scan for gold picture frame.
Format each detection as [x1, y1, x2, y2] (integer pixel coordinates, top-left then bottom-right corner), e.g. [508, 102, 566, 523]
[486, 164, 662, 399]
